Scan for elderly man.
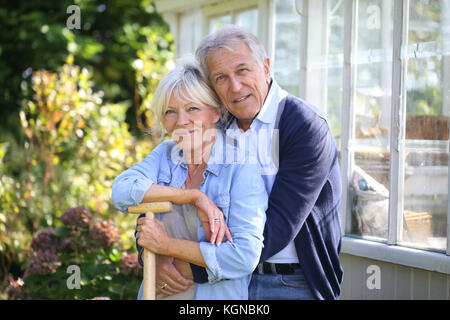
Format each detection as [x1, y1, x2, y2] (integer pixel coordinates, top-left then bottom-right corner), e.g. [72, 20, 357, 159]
[137, 25, 343, 300]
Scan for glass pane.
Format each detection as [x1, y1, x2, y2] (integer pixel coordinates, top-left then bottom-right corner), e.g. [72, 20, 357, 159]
[327, 0, 345, 149]
[209, 15, 232, 33]
[273, 0, 301, 97]
[400, 0, 449, 251]
[349, 0, 393, 240]
[235, 9, 258, 36]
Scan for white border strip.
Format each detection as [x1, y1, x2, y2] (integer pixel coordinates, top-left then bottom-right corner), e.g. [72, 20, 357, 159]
[341, 236, 450, 274]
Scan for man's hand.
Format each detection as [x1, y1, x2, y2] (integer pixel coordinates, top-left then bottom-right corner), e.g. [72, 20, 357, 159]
[155, 255, 193, 298]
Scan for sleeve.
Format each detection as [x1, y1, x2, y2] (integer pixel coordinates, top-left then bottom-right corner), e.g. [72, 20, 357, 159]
[260, 111, 338, 261]
[199, 163, 268, 283]
[111, 141, 168, 213]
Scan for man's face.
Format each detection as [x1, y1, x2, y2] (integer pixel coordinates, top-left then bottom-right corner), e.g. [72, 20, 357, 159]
[206, 42, 271, 130]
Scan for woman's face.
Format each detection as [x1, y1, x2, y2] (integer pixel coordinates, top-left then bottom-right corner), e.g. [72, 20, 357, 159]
[163, 92, 221, 154]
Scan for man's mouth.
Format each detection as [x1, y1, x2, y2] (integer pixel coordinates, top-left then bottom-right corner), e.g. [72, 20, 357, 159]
[233, 94, 251, 103]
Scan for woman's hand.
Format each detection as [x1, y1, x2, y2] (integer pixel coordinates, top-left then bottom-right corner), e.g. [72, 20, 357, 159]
[136, 217, 171, 255]
[192, 190, 233, 246]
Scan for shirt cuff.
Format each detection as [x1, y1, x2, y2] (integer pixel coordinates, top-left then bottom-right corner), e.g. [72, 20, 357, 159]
[199, 241, 222, 284]
[130, 179, 154, 212]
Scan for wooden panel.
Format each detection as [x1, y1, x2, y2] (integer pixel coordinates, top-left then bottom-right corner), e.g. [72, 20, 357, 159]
[412, 268, 429, 299]
[429, 272, 449, 300]
[340, 253, 449, 300]
[394, 264, 412, 299]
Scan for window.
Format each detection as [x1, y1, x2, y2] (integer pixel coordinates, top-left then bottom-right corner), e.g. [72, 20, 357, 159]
[273, 0, 302, 97]
[400, 0, 449, 251]
[349, 0, 393, 241]
[206, 6, 258, 35]
[209, 14, 232, 33]
[327, 0, 345, 145]
[281, 0, 449, 257]
[338, 0, 449, 255]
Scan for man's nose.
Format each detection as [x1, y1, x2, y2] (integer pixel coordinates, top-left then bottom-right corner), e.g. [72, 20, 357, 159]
[229, 75, 242, 93]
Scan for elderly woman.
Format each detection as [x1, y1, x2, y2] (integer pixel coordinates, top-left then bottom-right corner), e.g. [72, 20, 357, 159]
[111, 58, 267, 300]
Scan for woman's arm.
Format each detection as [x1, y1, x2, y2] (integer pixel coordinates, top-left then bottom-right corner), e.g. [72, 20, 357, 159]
[137, 216, 207, 267]
[141, 183, 198, 206]
[137, 163, 267, 282]
[111, 142, 168, 213]
[141, 183, 232, 245]
[198, 163, 268, 283]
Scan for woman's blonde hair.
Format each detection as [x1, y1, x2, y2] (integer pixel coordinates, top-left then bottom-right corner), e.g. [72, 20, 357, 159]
[151, 56, 222, 129]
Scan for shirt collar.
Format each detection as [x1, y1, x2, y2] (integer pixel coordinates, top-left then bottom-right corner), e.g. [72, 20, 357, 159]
[228, 78, 286, 132]
[168, 129, 229, 177]
[254, 78, 287, 125]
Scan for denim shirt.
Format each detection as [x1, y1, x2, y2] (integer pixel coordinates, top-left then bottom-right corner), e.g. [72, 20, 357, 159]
[111, 130, 268, 300]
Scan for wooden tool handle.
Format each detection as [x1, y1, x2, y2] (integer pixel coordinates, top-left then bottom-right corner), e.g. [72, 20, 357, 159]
[128, 202, 172, 214]
[142, 211, 155, 300]
[127, 202, 172, 300]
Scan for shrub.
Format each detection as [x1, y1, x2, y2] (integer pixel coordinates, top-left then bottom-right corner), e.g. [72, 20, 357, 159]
[6, 206, 142, 300]
[0, 58, 155, 286]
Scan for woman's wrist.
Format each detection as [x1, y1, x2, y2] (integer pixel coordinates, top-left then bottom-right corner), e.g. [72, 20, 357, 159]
[187, 188, 203, 206]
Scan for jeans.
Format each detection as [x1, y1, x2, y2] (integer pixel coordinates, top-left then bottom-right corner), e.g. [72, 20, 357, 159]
[249, 265, 316, 300]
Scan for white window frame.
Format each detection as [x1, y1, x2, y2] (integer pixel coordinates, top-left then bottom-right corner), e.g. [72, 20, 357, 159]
[336, 0, 450, 273]
[201, 0, 274, 59]
[156, 0, 450, 273]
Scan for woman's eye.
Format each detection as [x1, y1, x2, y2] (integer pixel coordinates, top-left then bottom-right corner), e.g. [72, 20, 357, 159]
[188, 106, 199, 111]
[164, 109, 175, 115]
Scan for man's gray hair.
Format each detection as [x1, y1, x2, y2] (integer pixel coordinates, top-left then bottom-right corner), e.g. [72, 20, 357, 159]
[195, 25, 269, 82]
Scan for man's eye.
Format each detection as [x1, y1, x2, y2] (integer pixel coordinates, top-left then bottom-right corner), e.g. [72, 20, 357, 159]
[215, 75, 225, 82]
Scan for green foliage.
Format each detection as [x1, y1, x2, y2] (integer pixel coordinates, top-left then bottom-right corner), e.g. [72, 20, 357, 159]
[0, 0, 173, 299]
[407, 85, 443, 116]
[0, 0, 172, 137]
[6, 206, 142, 300]
[0, 57, 160, 290]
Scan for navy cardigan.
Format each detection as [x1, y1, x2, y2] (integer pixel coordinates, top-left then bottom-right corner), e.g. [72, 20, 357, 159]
[137, 95, 344, 300]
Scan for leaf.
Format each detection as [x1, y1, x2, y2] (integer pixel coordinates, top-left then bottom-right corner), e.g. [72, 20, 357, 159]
[53, 226, 70, 237]
[108, 284, 122, 294]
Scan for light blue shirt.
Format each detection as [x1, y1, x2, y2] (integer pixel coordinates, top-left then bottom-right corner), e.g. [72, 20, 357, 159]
[111, 130, 268, 300]
[226, 79, 298, 263]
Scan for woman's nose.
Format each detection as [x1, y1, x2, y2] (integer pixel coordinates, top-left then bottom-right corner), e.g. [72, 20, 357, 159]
[176, 110, 190, 126]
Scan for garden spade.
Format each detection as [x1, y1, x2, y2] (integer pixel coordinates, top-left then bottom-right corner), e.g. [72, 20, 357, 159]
[128, 202, 172, 300]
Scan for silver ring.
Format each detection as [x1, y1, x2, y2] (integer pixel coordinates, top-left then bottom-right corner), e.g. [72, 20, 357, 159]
[214, 218, 221, 222]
